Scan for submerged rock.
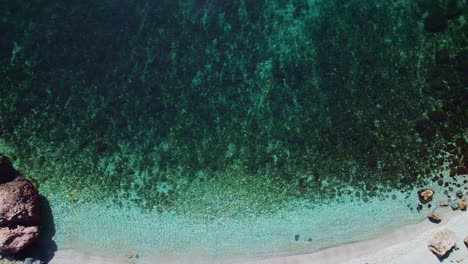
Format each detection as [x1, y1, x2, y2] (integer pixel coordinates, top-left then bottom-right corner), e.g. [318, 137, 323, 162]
[418, 189, 434, 204]
[0, 155, 16, 184]
[427, 229, 456, 258]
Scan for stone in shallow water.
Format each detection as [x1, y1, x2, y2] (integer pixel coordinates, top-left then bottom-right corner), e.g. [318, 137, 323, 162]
[440, 201, 449, 207]
[418, 189, 434, 204]
[449, 199, 459, 210]
[427, 229, 456, 258]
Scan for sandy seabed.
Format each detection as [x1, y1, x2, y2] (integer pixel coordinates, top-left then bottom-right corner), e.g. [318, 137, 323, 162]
[48, 208, 467, 264]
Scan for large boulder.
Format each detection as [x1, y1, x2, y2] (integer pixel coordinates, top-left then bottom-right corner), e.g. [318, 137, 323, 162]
[427, 229, 456, 258]
[0, 226, 40, 254]
[0, 178, 41, 226]
[0, 154, 16, 184]
[0, 178, 41, 254]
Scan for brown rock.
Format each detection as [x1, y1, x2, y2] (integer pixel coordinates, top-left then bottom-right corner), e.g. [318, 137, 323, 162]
[459, 201, 467, 211]
[0, 154, 16, 184]
[0, 178, 41, 254]
[427, 229, 456, 258]
[428, 213, 442, 223]
[0, 226, 39, 254]
[0, 178, 41, 227]
[418, 189, 434, 204]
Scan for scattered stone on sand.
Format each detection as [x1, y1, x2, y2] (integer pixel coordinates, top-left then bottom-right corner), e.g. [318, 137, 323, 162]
[459, 201, 467, 211]
[418, 189, 434, 204]
[427, 229, 457, 258]
[0, 177, 41, 254]
[428, 213, 442, 223]
[440, 201, 449, 207]
[0, 155, 16, 185]
[456, 190, 464, 199]
[449, 199, 459, 210]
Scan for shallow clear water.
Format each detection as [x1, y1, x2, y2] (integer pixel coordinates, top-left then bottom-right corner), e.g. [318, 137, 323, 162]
[1, 0, 467, 262]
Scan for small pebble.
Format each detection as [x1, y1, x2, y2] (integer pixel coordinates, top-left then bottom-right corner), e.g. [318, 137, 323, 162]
[126, 253, 133, 259]
[449, 200, 459, 210]
[294, 234, 300, 241]
[440, 201, 449, 207]
[456, 190, 463, 199]
[307, 238, 313, 242]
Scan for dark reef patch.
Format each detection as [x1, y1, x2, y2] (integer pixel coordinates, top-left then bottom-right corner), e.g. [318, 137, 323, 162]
[0, 0, 467, 213]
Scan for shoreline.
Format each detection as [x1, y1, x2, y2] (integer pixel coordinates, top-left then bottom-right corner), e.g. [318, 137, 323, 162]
[242, 207, 467, 264]
[47, 208, 467, 264]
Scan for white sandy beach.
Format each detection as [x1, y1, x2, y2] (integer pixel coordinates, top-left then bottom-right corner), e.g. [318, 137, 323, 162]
[49, 208, 467, 264]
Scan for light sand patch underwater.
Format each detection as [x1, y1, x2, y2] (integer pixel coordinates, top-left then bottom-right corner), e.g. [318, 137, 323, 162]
[49, 188, 432, 261]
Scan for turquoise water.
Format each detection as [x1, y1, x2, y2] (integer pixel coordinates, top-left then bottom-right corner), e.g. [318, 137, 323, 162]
[1, 0, 467, 262]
